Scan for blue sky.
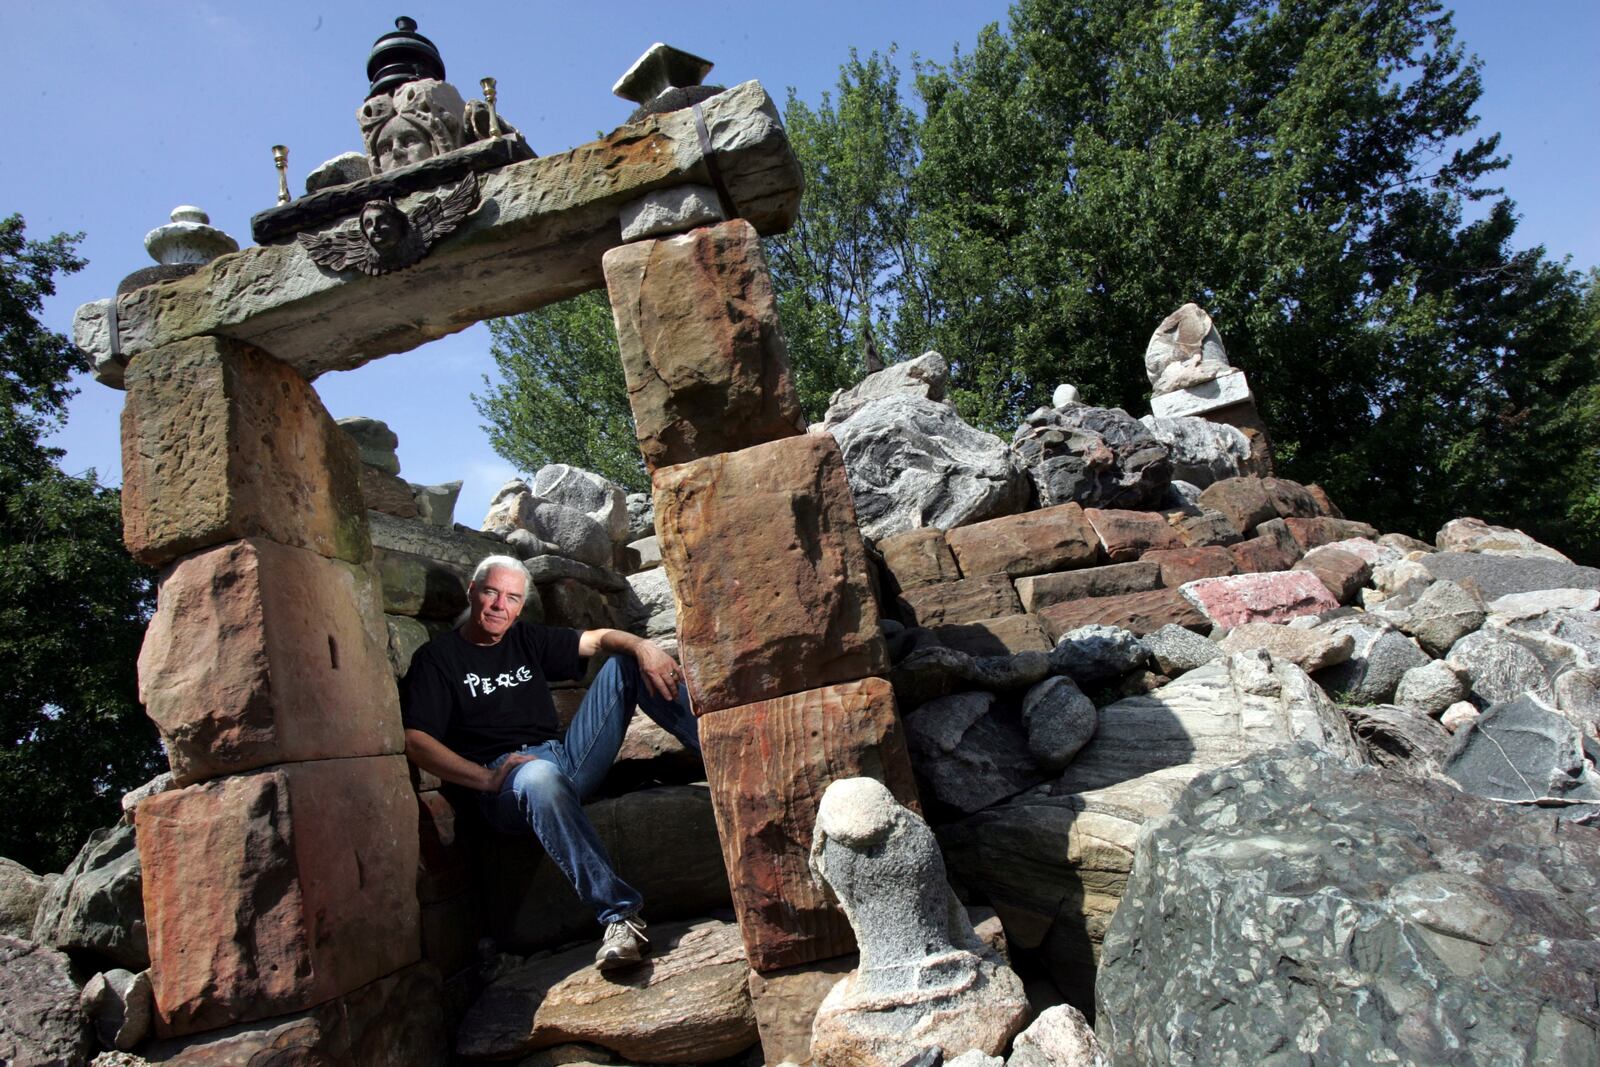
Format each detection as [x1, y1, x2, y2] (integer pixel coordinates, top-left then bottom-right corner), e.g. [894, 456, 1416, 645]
[5, 1, 1595, 524]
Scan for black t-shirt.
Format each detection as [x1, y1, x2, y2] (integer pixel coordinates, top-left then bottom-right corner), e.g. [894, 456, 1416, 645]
[401, 622, 584, 764]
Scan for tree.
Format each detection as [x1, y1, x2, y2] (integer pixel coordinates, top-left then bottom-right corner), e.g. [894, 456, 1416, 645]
[0, 215, 162, 872]
[474, 291, 647, 492]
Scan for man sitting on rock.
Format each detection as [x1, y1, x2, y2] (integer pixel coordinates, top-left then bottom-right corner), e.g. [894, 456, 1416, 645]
[401, 554, 699, 970]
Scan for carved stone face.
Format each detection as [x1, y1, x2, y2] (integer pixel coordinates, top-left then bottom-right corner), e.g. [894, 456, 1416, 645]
[372, 115, 435, 172]
[360, 202, 406, 252]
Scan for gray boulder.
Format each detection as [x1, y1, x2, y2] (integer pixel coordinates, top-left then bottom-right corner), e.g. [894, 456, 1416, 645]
[1488, 607, 1600, 674]
[0, 859, 47, 939]
[32, 821, 146, 970]
[1312, 616, 1430, 705]
[1435, 517, 1572, 561]
[821, 350, 949, 426]
[410, 480, 462, 528]
[1139, 624, 1220, 675]
[1395, 578, 1486, 656]
[1048, 625, 1152, 686]
[1097, 746, 1600, 1065]
[1138, 415, 1249, 488]
[829, 394, 1029, 541]
[336, 415, 401, 475]
[524, 500, 613, 568]
[1021, 676, 1098, 772]
[1446, 628, 1558, 706]
[1444, 694, 1600, 812]
[890, 646, 1053, 711]
[1342, 703, 1454, 772]
[1393, 659, 1469, 718]
[80, 968, 152, 1051]
[1012, 405, 1171, 510]
[904, 692, 1050, 815]
[532, 464, 630, 543]
[1420, 551, 1600, 600]
[0, 936, 91, 1066]
[625, 492, 655, 542]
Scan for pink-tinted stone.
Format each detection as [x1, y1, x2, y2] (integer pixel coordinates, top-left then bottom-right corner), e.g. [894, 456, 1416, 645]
[1283, 516, 1380, 551]
[138, 538, 403, 785]
[1083, 508, 1184, 563]
[654, 433, 886, 715]
[138, 754, 420, 1038]
[944, 504, 1099, 578]
[1305, 484, 1344, 518]
[1037, 588, 1208, 639]
[701, 677, 919, 972]
[1143, 546, 1237, 587]
[933, 614, 1053, 656]
[898, 573, 1023, 628]
[1322, 537, 1402, 566]
[876, 527, 961, 591]
[120, 336, 369, 566]
[604, 219, 806, 472]
[1178, 571, 1339, 628]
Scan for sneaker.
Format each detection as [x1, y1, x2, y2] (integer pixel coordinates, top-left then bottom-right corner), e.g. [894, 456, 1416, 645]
[595, 914, 649, 970]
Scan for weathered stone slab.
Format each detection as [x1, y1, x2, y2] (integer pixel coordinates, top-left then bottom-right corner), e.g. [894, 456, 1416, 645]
[653, 433, 886, 714]
[358, 465, 418, 519]
[1143, 546, 1237, 587]
[1283, 516, 1379, 551]
[1083, 508, 1184, 563]
[120, 336, 369, 566]
[1037, 589, 1207, 640]
[1227, 531, 1301, 574]
[1421, 551, 1600, 601]
[366, 510, 509, 572]
[137, 754, 420, 1038]
[934, 614, 1054, 656]
[77, 82, 802, 380]
[138, 538, 403, 784]
[876, 527, 961, 591]
[701, 677, 919, 972]
[899, 573, 1023, 628]
[1148, 368, 1253, 418]
[1293, 546, 1371, 603]
[605, 218, 805, 471]
[31, 821, 146, 970]
[415, 789, 470, 905]
[1196, 476, 1276, 537]
[0, 936, 91, 1066]
[747, 955, 858, 1067]
[944, 503, 1100, 578]
[1179, 571, 1339, 628]
[1015, 561, 1162, 612]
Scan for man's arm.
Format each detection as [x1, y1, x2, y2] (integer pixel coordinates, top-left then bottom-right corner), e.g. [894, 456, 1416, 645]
[578, 628, 680, 700]
[404, 728, 533, 793]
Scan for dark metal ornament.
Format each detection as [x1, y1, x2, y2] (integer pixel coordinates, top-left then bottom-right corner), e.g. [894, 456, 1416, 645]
[366, 16, 446, 100]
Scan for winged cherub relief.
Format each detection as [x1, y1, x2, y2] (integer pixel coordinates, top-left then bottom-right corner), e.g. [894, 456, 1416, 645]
[298, 176, 479, 276]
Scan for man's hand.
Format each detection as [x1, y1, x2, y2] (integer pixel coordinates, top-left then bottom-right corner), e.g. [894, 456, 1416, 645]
[579, 628, 683, 701]
[487, 752, 538, 793]
[405, 728, 537, 794]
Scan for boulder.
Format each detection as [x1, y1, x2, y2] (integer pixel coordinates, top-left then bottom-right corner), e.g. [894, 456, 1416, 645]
[1342, 703, 1455, 772]
[1486, 606, 1600, 674]
[457, 919, 756, 1063]
[900, 574, 1023, 629]
[337, 416, 401, 474]
[1218, 622, 1354, 673]
[1083, 508, 1183, 563]
[876, 527, 961, 591]
[905, 692, 1050, 816]
[1009, 1004, 1110, 1067]
[832, 393, 1029, 541]
[1143, 303, 1230, 394]
[1138, 415, 1249, 488]
[1395, 578, 1486, 656]
[1048, 625, 1152, 685]
[373, 547, 469, 619]
[411, 479, 462, 528]
[1022, 676, 1098, 772]
[1393, 659, 1469, 718]
[0, 859, 46, 939]
[807, 779, 1030, 1067]
[822, 350, 949, 426]
[1444, 695, 1600, 811]
[623, 566, 675, 623]
[1313, 616, 1431, 705]
[0, 936, 90, 1066]
[1323, 536, 1404, 567]
[1490, 588, 1600, 616]
[624, 492, 654, 541]
[367, 510, 509, 573]
[1016, 562, 1162, 612]
[889, 646, 1053, 711]
[1170, 509, 1243, 548]
[1422, 551, 1599, 603]
[386, 613, 433, 677]
[1195, 476, 1276, 537]
[1282, 515, 1380, 551]
[945, 503, 1100, 579]
[359, 463, 419, 518]
[1436, 517, 1572, 561]
[1096, 747, 1600, 1065]
[1445, 628, 1558, 706]
[1179, 571, 1339, 628]
[1442, 701, 1481, 734]
[1012, 406, 1171, 511]
[1292, 545, 1371, 603]
[32, 821, 146, 970]
[1142, 545, 1237, 587]
[523, 501, 613, 569]
[532, 464, 630, 543]
[81, 968, 152, 1051]
[626, 534, 660, 571]
[1140, 624, 1220, 675]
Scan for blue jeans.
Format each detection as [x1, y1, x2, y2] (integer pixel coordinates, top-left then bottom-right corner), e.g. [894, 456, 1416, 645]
[478, 654, 699, 925]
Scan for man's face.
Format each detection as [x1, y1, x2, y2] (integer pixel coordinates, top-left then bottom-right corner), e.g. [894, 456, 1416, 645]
[469, 567, 527, 642]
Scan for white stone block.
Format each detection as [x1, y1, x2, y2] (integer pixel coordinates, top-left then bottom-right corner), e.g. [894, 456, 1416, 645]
[1149, 369, 1253, 418]
[619, 184, 725, 242]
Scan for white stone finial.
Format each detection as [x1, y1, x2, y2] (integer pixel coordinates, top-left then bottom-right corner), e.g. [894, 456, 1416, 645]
[1052, 383, 1081, 407]
[143, 206, 239, 266]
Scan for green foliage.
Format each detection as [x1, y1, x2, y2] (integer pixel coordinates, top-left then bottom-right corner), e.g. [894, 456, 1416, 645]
[474, 291, 647, 492]
[0, 215, 161, 872]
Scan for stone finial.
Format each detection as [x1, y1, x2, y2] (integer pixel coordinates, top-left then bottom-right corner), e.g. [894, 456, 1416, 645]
[1145, 302, 1231, 394]
[1052, 382, 1081, 407]
[807, 777, 1030, 1067]
[613, 43, 714, 103]
[144, 207, 239, 266]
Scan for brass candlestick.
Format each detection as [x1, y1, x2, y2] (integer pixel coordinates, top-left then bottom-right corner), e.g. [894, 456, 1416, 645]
[480, 77, 500, 140]
[272, 145, 290, 205]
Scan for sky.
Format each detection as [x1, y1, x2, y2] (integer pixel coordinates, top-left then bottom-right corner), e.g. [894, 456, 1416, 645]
[5, 1, 1597, 524]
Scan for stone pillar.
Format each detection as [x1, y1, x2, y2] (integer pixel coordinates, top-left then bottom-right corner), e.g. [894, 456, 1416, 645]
[121, 336, 427, 1048]
[603, 216, 920, 998]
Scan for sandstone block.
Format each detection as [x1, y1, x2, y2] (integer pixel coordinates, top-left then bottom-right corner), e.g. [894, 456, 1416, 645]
[1283, 515, 1379, 550]
[1293, 547, 1372, 603]
[1197, 476, 1277, 536]
[876, 527, 961, 591]
[1084, 508, 1184, 563]
[1228, 532, 1301, 574]
[138, 538, 403, 784]
[934, 614, 1054, 656]
[358, 464, 419, 519]
[654, 433, 886, 714]
[1173, 509, 1244, 547]
[747, 955, 858, 1067]
[1038, 589, 1207, 640]
[1015, 561, 1162, 612]
[1143, 546, 1237, 587]
[121, 336, 369, 566]
[701, 677, 920, 972]
[944, 503, 1099, 578]
[605, 218, 805, 472]
[898, 573, 1023, 628]
[137, 754, 420, 1038]
[1180, 571, 1339, 629]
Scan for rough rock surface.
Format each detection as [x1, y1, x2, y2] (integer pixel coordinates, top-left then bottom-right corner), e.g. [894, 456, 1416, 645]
[1096, 747, 1600, 1066]
[888, 646, 1053, 711]
[945, 503, 1100, 579]
[1394, 659, 1470, 718]
[1218, 622, 1353, 673]
[832, 393, 1028, 541]
[81, 968, 152, 1051]
[934, 614, 1053, 657]
[654, 433, 886, 714]
[532, 464, 630, 543]
[604, 218, 806, 472]
[900, 574, 1024, 629]
[1037, 588, 1207, 639]
[1420, 551, 1600, 600]
[32, 821, 147, 970]
[1444, 694, 1600, 809]
[0, 859, 46, 940]
[457, 919, 756, 1063]
[1048, 625, 1152, 684]
[808, 778, 1029, 1067]
[1140, 624, 1221, 675]
[822, 350, 949, 426]
[1292, 545, 1372, 602]
[1012, 406, 1171, 510]
[1314, 616, 1432, 705]
[0, 935, 91, 1066]
[1196, 476, 1276, 536]
[1179, 570, 1339, 628]
[483, 484, 612, 568]
[1436, 517, 1572, 561]
[1445, 628, 1558, 706]
[877, 527, 961, 591]
[1083, 508, 1183, 563]
[1138, 415, 1249, 488]
[1396, 578, 1486, 656]
[1142, 545, 1236, 587]
[1143, 303, 1230, 393]
[1021, 676, 1098, 772]
[904, 692, 1049, 815]
[1342, 703, 1455, 771]
[1010, 1004, 1110, 1067]
[1016, 562, 1162, 612]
